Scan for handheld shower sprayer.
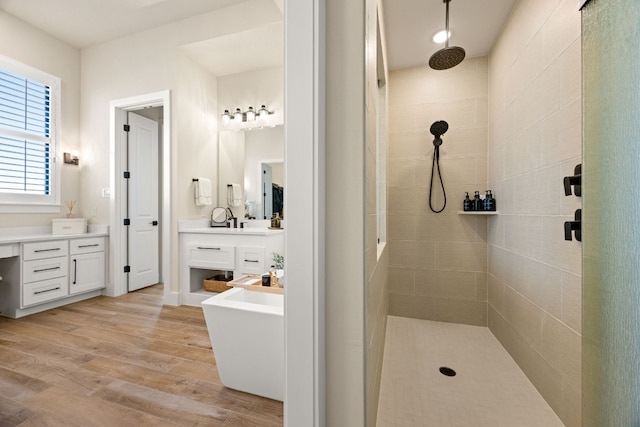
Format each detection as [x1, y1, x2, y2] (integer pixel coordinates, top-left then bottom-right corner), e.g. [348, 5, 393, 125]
[430, 120, 449, 148]
[429, 120, 449, 213]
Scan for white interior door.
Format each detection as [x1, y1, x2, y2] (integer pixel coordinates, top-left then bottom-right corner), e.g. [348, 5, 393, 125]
[262, 163, 273, 219]
[128, 112, 159, 291]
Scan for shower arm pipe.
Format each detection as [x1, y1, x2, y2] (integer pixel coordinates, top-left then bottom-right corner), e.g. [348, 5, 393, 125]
[444, 0, 451, 49]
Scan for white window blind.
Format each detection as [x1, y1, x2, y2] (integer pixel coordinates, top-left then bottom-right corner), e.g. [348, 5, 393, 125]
[0, 56, 60, 211]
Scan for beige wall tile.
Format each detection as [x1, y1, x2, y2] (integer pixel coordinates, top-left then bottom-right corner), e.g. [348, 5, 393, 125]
[388, 132, 430, 159]
[476, 272, 488, 301]
[435, 241, 487, 272]
[488, 274, 505, 313]
[414, 269, 477, 300]
[541, 314, 581, 389]
[389, 240, 435, 269]
[503, 286, 545, 351]
[435, 298, 487, 326]
[389, 293, 436, 320]
[561, 271, 581, 334]
[388, 267, 415, 295]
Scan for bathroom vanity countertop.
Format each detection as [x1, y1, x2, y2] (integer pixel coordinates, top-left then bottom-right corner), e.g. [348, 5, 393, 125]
[0, 225, 109, 245]
[178, 220, 284, 236]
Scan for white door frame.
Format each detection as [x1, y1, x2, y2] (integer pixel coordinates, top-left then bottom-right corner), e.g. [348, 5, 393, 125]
[284, 0, 325, 425]
[108, 90, 172, 302]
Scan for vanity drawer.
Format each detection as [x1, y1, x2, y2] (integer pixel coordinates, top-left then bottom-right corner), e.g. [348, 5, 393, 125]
[23, 240, 68, 261]
[23, 256, 69, 283]
[70, 237, 105, 255]
[187, 245, 235, 270]
[22, 276, 69, 307]
[237, 247, 265, 275]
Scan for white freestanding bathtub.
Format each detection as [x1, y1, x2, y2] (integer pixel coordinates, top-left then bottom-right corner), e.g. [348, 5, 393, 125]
[201, 287, 284, 401]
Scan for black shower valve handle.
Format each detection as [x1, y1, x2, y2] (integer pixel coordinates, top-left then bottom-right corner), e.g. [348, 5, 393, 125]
[563, 164, 582, 196]
[564, 209, 582, 242]
[563, 175, 581, 196]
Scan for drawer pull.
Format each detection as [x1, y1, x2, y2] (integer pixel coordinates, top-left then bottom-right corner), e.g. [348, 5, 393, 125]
[244, 259, 260, 263]
[34, 248, 61, 253]
[196, 247, 221, 250]
[33, 266, 61, 273]
[78, 244, 99, 248]
[34, 286, 61, 295]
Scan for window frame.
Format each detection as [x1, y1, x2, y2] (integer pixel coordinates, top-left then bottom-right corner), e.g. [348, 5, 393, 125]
[0, 55, 61, 213]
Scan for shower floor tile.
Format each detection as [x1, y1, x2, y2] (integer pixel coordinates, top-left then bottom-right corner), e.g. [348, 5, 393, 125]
[377, 316, 564, 427]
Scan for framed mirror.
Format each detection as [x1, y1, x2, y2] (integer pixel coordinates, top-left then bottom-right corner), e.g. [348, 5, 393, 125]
[219, 126, 284, 220]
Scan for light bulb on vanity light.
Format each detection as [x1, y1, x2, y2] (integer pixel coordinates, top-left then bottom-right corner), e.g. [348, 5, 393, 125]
[245, 106, 256, 121]
[258, 105, 269, 119]
[221, 109, 231, 124]
[234, 108, 242, 121]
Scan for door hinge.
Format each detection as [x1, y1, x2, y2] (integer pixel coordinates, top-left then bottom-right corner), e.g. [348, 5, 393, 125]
[123, 171, 130, 179]
[124, 265, 131, 273]
[123, 218, 130, 226]
[123, 124, 130, 132]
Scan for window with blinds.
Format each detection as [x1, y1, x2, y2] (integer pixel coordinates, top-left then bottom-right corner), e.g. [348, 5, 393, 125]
[0, 57, 60, 211]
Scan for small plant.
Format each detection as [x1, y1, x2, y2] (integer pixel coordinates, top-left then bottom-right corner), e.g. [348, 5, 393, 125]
[272, 252, 284, 270]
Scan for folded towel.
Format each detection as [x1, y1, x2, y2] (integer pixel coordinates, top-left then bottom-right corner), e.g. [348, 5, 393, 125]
[228, 183, 242, 207]
[195, 178, 212, 206]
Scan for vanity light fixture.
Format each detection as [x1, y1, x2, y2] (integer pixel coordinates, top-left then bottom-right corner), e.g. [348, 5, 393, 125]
[63, 151, 79, 166]
[221, 105, 275, 126]
[221, 109, 232, 124]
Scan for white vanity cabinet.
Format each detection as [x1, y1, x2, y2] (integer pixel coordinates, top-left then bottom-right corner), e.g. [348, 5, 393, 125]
[179, 227, 284, 307]
[22, 240, 69, 307]
[69, 237, 106, 295]
[0, 230, 108, 319]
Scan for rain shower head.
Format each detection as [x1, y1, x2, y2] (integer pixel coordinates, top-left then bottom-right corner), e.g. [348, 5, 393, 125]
[430, 120, 449, 146]
[429, 0, 466, 70]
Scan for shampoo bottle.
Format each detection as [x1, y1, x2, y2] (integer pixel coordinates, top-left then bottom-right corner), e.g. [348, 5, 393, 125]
[473, 191, 483, 211]
[463, 192, 472, 211]
[485, 190, 496, 211]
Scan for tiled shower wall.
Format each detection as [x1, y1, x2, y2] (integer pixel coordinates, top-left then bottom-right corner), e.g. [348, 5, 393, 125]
[387, 57, 489, 326]
[487, 0, 582, 425]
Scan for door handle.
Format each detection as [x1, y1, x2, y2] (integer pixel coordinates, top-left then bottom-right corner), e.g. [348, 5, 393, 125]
[151, 220, 158, 226]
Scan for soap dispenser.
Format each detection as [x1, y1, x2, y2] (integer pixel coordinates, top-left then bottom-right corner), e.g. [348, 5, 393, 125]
[484, 190, 496, 211]
[473, 191, 483, 211]
[463, 192, 472, 211]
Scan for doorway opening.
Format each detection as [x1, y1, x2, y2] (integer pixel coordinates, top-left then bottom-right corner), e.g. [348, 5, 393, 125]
[108, 90, 173, 303]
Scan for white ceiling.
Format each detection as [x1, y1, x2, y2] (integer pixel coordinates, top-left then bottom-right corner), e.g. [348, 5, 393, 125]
[181, 22, 283, 77]
[0, 0, 246, 48]
[0, 0, 516, 74]
[382, 0, 518, 70]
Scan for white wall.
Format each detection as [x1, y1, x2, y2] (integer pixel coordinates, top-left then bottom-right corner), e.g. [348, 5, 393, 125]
[0, 11, 81, 225]
[78, 0, 282, 294]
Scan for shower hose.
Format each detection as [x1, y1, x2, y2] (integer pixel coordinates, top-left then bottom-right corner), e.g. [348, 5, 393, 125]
[429, 145, 446, 213]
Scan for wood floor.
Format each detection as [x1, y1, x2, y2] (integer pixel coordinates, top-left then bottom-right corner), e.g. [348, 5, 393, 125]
[0, 285, 283, 426]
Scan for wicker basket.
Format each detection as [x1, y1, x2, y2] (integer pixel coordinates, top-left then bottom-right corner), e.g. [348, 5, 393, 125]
[203, 274, 232, 293]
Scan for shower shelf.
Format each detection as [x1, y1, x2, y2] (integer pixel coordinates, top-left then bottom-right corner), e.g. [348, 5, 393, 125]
[457, 211, 499, 215]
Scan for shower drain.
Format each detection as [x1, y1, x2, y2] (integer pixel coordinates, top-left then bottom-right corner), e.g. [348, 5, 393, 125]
[439, 366, 457, 377]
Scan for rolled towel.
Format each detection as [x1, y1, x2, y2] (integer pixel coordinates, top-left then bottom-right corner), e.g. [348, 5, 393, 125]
[195, 178, 212, 206]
